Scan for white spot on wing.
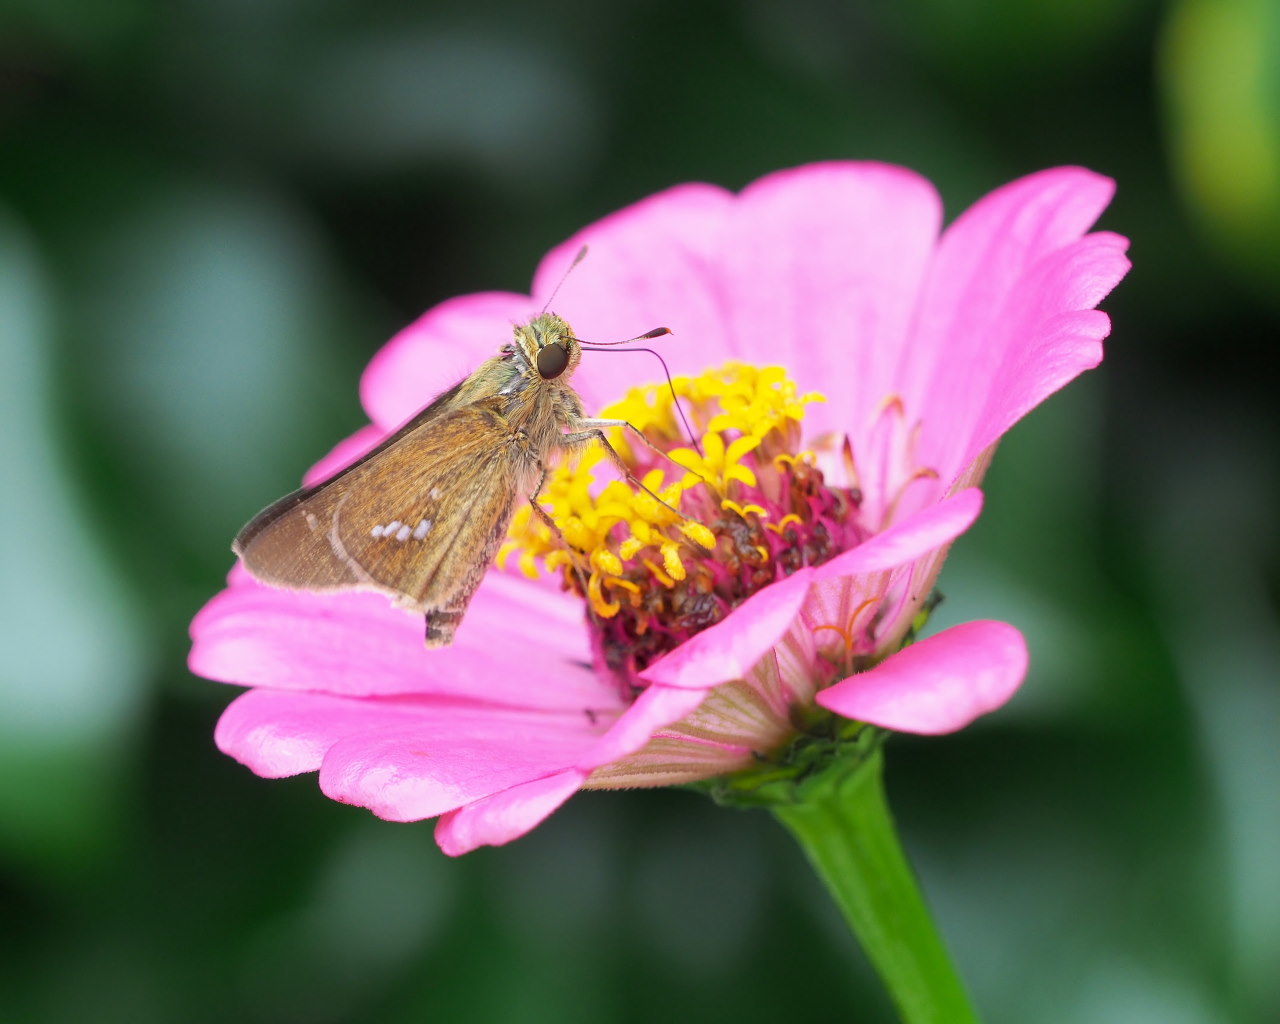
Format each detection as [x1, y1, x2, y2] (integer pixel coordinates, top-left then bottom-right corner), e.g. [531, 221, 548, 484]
[372, 518, 430, 542]
[429, 487, 441, 500]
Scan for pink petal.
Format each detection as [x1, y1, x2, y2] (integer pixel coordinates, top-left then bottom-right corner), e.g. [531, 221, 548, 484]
[903, 167, 1128, 483]
[214, 688, 413, 777]
[217, 685, 605, 782]
[722, 162, 943, 440]
[814, 487, 983, 580]
[218, 687, 605, 825]
[816, 620, 1028, 734]
[359, 291, 533, 430]
[576, 682, 709, 769]
[637, 570, 814, 689]
[318, 705, 601, 822]
[190, 567, 615, 711]
[954, 233, 1130, 475]
[531, 183, 736, 413]
[434, 769, 586, 856]
[302, 424, 386, 486]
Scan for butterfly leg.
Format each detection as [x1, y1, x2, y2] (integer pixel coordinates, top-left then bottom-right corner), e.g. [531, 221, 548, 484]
[525, 466, 593, 590]
[574, 418, 708, 486]
[561, 421, 702, 527]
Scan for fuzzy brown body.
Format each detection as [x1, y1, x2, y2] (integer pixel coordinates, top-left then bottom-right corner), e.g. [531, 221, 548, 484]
[234, 312, 599, 646]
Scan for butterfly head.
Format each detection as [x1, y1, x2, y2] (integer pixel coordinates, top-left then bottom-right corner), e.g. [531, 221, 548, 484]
[513, 312, 581, 383]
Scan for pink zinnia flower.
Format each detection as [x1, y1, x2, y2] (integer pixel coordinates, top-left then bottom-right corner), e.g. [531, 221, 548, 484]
[190, 163, 1129, 855]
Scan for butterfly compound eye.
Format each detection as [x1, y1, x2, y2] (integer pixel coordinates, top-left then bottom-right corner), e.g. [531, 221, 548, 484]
[536, 342, 569, 379]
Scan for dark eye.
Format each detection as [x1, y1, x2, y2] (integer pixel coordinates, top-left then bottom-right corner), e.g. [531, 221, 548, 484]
[536, 342, 569, 379]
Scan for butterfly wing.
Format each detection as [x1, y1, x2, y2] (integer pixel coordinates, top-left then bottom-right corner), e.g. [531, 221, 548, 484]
[234, 402, 541, 626]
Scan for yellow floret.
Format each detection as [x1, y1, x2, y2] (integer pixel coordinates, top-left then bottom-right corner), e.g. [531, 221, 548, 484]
[503, 359, 818, 599]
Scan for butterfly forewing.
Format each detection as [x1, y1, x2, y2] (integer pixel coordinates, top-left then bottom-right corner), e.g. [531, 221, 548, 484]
[235, 403, 540, 616]
[230, 311, 650, 648]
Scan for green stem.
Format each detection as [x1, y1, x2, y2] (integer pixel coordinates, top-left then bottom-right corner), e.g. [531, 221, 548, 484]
[771, 748, 980, 1024]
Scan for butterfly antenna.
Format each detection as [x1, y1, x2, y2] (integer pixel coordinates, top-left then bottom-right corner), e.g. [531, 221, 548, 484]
[540, 245, 589, 314]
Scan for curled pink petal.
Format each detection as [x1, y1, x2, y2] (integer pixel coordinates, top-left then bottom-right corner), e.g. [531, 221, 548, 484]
[814, 488, 983, 580]
[816, 620, 1029, 734]
[434, 769, 586, 856]
[576, 682, 709, 770]
[904, 167, 1127, 485]
[638, 570, 813, 689]
[953, 233, 1131, 474]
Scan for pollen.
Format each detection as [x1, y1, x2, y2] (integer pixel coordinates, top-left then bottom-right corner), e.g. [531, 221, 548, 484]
[503, 362, 863, 692]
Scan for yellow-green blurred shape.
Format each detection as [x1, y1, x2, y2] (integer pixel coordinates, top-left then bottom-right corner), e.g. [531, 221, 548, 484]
[1161, 0, 1280, 291]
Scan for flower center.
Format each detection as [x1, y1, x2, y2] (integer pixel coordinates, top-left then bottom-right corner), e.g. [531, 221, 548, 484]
[501, 362, 871, 692]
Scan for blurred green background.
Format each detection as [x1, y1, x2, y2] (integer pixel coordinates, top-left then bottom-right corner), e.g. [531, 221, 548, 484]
[2, 1, 1277, 1022]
